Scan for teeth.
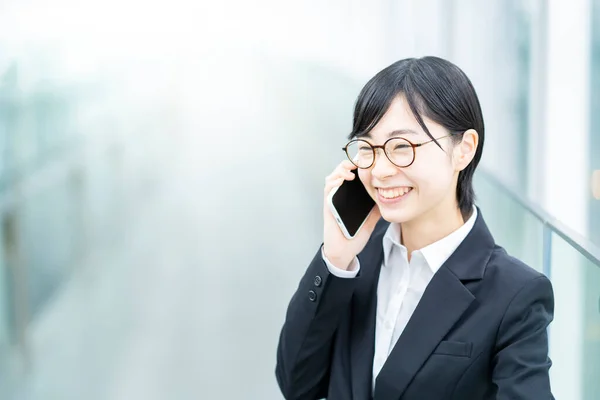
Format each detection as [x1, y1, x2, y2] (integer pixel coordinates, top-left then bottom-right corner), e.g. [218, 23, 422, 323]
[378, 187, 411, 199]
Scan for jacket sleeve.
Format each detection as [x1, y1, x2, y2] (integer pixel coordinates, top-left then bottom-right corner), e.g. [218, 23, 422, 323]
[275, 246, 360, 400]
[492, 275, 555, 399]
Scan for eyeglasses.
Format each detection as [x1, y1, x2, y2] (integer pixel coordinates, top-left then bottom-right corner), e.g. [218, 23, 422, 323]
[342, 134, 454, 169]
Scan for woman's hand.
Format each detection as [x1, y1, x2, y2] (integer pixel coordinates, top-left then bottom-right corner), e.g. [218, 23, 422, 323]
[322, 160, 381, 270]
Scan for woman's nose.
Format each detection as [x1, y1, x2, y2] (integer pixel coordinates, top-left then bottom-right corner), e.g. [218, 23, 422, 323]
[370, 148, 398, 179]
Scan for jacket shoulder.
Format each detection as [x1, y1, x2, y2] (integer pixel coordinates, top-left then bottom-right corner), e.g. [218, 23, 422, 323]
[485, 245, 549, 293]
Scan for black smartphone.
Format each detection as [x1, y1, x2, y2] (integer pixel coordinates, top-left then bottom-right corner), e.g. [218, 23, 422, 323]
[327, 170, 376, 239]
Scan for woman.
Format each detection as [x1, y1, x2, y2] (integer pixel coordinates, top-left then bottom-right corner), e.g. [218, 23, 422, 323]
[275, 56, 554, 400]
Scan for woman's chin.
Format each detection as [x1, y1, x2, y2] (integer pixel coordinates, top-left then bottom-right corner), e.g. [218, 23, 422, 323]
[378, 205, 417, 224]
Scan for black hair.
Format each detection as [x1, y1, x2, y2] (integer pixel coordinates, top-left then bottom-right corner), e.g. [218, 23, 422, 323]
[349, 56, 485, 218]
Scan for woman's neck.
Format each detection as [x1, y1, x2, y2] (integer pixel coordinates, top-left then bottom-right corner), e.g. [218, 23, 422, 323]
[401, 205, 467, 259]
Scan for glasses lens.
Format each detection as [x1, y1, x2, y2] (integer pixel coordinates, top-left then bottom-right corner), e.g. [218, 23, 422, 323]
[386, 138, 414, 167]
[346, 140, 373, 168]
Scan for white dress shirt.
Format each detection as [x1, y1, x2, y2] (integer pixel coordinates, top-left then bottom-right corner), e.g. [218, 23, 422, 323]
[322, 207, 478, 390]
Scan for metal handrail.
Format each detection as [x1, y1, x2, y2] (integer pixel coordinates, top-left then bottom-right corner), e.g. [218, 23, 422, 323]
[477, 168, 600, 267]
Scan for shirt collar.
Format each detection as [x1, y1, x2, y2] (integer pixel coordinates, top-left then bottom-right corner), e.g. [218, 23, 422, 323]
[382, 206, 478, 274]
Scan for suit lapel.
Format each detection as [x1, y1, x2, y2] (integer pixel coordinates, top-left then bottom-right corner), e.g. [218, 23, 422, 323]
[373, 208, 496, 399]
[373, 267, 475, 399]
[349, 219, 388, 400]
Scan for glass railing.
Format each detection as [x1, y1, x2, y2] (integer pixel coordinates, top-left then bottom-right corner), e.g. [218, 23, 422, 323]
[0, 58, 139, 398]
[475, 168, 600, 400]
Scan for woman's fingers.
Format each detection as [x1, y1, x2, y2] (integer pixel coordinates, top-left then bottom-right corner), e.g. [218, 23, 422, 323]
[324, 160, 358, 194]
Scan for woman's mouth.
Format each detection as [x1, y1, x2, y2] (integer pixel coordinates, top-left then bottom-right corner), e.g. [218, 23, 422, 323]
[376, 187, 413, 203]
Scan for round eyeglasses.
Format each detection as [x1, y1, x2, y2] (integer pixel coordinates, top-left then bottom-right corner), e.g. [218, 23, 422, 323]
[342, 134, 453, 169]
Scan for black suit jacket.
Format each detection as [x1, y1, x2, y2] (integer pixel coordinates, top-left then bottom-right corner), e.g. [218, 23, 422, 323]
[275, 209, 554, 399]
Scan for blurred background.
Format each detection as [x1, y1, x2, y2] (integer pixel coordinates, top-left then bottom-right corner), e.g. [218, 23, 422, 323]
[0, 0, 598, 399]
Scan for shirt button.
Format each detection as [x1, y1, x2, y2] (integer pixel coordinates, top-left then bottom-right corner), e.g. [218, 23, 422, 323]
[308, 290, 317, 302]
[314, 275, 322, 287]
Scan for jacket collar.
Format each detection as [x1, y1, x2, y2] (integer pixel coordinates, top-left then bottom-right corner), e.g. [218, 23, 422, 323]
[374, 207, 496, 399]
[347, 207, 496, 400]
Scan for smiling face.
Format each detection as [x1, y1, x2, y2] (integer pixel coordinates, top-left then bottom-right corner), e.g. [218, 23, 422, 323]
[356, 95, 464, 225]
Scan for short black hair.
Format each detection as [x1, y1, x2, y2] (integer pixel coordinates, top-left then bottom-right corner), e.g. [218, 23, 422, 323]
[349, 56, 485, 218]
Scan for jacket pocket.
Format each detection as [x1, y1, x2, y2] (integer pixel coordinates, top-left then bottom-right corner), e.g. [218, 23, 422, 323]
[432, 340, 472, 357]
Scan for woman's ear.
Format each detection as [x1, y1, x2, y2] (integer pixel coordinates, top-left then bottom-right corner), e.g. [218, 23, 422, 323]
[454, 129, 478, 172]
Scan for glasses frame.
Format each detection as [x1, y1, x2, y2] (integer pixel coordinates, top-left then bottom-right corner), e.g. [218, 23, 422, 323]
[342, 134, 454, 169]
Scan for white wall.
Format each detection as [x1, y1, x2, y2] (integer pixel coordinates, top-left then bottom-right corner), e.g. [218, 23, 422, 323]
[543, 0, 591, 398]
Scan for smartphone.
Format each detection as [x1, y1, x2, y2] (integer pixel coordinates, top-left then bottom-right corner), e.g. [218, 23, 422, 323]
[327, 169, 376, 239]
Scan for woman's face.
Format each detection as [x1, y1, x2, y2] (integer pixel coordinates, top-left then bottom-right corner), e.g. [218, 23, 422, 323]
[357, 95, 466, 225]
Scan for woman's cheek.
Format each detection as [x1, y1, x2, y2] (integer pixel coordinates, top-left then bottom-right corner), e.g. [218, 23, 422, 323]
[358, 170, 370, 188]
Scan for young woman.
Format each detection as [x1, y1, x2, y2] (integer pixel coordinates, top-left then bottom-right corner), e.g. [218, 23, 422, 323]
[275, 57, 554, 400]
